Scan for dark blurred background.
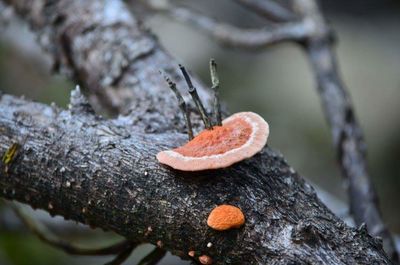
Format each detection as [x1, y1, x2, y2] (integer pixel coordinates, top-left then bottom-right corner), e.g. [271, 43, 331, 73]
[0, 0, 399, 264]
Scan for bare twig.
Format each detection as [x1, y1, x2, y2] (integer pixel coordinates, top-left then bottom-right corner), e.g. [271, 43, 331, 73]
[161, 72, 194, 140]
[179, 64, 212, 129]
[143, 2, 309, 49]
[232, 0, 297, 22]
[137, 247, 166, 265]
[209, 59, 222, 126]
[12, 203, 136, 256]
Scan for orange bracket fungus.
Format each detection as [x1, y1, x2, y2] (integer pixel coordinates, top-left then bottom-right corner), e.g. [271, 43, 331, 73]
[207, 205, 245, 231]
[157, 59, 269, 171]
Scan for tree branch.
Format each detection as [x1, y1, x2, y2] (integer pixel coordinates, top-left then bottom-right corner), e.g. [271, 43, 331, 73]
[137, 247, 166, 265]
[232, 0, 297, 22]
[0, 91, 390, 264]
[294, 1, 399, 262]
[142, 1, 310, 49]
[0, 0, 395, 264]
[104, 244, 135, 265]
[11, 202, 135, 256]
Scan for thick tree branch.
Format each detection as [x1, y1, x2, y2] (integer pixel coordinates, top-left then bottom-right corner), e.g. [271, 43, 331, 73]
[0, 91, 391, 264]
[0, 0, 395, 264]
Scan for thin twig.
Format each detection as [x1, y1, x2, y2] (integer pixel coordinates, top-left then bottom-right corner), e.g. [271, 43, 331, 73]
[232, 0, 297, 22]
[104, 244, 135, 265]
[137, 247, 166, 265]
[143, 2, 309, 49]
[12, 203, 135, 256]
[209, 59, 222, 126]
[161, 71, 194, 140]
[179, 64, 212, 129]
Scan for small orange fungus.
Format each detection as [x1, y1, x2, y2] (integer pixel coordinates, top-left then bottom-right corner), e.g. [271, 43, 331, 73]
[199, 255, 213, 264]
[156, 112, 269, 171]
[207, 204, 245, 231]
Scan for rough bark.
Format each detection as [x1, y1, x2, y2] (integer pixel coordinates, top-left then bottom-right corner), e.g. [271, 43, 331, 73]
[0, 0, 393, 264]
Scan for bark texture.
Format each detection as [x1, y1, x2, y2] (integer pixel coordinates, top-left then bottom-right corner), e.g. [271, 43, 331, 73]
[0, 0, 393, 264]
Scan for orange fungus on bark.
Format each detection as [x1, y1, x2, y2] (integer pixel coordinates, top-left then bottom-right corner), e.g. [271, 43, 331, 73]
[174, 118, 252, 157]
[207, 204, 245, 231]
[156, 112, 269, 171]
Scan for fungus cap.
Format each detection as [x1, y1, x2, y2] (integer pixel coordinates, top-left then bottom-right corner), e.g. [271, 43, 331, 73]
[157, 112, 269, 171]
[207, 205, 245, 231]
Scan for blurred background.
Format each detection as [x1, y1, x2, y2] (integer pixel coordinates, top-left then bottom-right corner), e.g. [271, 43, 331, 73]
[0, 0, 399, 264]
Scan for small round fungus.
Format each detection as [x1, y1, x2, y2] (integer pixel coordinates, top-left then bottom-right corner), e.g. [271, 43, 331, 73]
[207, 205, 245, 231]
[157, 112, 269, 171]
[199, 255, 213, 265]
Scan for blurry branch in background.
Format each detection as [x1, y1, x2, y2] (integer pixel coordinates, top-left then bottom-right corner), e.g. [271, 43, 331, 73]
[209, 59, 222, 126]
[137, 247, 167, 265]
[103, 245, 136, 265]
[141, 0, 308, 49]
[0, 1, 13, 25]
[0, 204, 92, 235]
[11, 203, 137, 264]
[232, 0, 297, 22]
[141, 0, 399, 262]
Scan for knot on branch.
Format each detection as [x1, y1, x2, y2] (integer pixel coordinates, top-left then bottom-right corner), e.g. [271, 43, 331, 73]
[68, 85, 95, 115]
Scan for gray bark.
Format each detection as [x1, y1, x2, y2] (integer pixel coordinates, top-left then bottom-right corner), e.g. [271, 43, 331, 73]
[0, 0, 393, 264]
